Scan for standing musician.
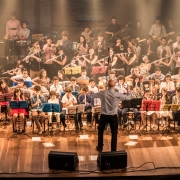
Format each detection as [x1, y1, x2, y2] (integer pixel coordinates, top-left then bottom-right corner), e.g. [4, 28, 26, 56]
[105, 16, 121, 44]
[26, 41, 43, 79]
[43, 36, 56, 79]
[131, 20, 145, 40]
[30, 85, 46, 135]
[113, 36, 125, 55]
[92, 79, 131, 152]
[56, 31, 72, 63]
[10, 88, 28, 133]
[18, 20, 30, 58]
[5, 11, 21, 58]
[93, 32, 108, 60]
[149, 16, 166, 42]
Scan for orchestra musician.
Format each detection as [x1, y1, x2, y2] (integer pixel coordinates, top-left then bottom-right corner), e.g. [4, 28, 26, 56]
[57, 70, 69, 82]
[146, 67, 165, 81]
[10, 88, 28, 133]
[81, 25, 94, 47]
[88, 78, 98, 93]
[60, 86, 79, 130]
[160, 73, 175, 92]
[173, 47, 180, 75]
[115, 75, 128, 93]
[47, 90, 61, 130]
[140, 90, 158, 130]
[11, 68, 32, 82]
[77, 68, 90, 80]
[26, 41, 44, 79]
[68, 77, 80, 92]
[43, 36, 56, 79]
[78, 85, 93, 127]
[149, 16, 166, 42]
[76, 35, 88, 55]
[30, 85, 46, 135]
[158, 87, 172, 127]
[0, 79, 12, 117]
[50, 76, 63, 96]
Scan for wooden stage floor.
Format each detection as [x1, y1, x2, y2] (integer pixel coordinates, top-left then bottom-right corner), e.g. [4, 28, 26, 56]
[0, 120, 180, 179]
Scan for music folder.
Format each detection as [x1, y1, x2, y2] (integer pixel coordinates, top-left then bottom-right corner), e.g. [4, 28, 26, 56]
[141, 100, 161, 111]
[169, 104, 180, 111]
[91, 66, 108, 75]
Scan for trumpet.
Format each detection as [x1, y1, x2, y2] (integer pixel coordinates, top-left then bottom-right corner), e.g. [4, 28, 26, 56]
[2, 68, 21, 74]
[55, 39, 64, 47]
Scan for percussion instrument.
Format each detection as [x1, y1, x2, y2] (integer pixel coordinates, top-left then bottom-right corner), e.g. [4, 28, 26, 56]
[16, 40, 27, 46]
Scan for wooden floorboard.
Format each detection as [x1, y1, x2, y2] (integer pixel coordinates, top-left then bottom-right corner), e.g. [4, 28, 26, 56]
[0, 122, 180, 178]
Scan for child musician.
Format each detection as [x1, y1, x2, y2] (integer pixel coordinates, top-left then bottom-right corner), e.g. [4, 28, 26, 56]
[140, 90, 158, 130]
[47, 90, 61, 129]
[10, 88, 28, 133]
[30, 85, 46, 135]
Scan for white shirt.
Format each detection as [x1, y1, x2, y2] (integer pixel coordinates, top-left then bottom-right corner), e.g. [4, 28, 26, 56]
[12, 74, 32, 81]
[61, 94, 77, 111]
[88, 85, 98, 93]
[160, 81, 175, 92]
[50, 84, 63, 94]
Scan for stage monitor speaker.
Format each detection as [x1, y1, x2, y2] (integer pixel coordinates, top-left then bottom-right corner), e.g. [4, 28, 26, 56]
[48, 151, 79, 171]
[0, 41, 5, 57]
[97, 150, 127, 170]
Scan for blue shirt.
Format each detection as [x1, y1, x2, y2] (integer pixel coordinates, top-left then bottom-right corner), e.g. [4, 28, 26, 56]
[92, 88, 131, 115]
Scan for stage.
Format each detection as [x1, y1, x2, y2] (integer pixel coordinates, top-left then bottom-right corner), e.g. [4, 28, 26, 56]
[0, 120, 180, 179]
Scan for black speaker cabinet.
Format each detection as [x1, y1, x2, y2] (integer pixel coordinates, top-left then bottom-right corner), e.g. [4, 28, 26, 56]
[97, 150, 127, 170]
[48, 151, 79, 171]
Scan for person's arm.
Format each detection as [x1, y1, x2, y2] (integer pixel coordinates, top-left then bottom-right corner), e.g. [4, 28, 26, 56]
[10, 75, 20, 82]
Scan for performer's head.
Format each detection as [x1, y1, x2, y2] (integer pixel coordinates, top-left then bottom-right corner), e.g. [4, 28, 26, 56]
[34, 85, 41, 96]
[108, 79, 115, 89]
[49, 90, 56, 99]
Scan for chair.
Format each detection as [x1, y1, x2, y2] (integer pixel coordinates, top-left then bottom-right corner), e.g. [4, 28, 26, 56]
[91, 106, 101, 131]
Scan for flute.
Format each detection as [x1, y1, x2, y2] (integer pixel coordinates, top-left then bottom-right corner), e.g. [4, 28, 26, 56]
[149, 55, 173, 65]
[22, 50, 42, 61]
[2, 68, 20, 74]
[44, 54, 62, 64]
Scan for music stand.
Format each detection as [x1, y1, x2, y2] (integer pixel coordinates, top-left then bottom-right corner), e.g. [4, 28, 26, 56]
[42, 103, 61, 136]
[8, 100, 31, 140]
[13, 81, 32, 88]
[64, 66, 81, 75]
[122, 98, 142, 133]
[140, 100, 160, 133]
[0, 93, 13, 125]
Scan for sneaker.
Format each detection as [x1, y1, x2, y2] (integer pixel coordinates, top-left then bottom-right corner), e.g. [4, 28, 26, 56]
[96, 146, 102, 152]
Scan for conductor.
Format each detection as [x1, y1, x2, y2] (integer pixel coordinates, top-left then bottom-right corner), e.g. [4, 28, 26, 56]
[92, 79, 131, 152]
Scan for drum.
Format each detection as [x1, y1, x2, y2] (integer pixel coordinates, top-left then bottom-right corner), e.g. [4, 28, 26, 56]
[16, 40, 27, 46]
[72, 42, 78, 51]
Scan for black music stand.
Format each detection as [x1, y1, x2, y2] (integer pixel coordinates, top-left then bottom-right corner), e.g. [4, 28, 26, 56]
[8, 100, 31, 140]
[0, 93, 13, 125]
[42, 103, 61, 136]
[122, 98, 142, 133]
[140, 100, 160, 134]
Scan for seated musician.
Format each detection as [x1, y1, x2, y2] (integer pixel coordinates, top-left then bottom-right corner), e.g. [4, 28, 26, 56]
[88, 78, 98, 93]
[78, 85, 92, 127]
[68, 76, 80, 92]
[30, 85, 46, 135]
[60, 87, 79, 130]
[50, 76, 63, 96]
[47, 90, 61, 130]
[132, 75, 143, 98]
[171, 87, 180, 126]
[115, 75, 127, 93]
[160, 73, 175, 92]
[100, 70, 117, 84]
[77, 68, 90, 80]
[11, 68, 32, 82]
[126, 66, 143, 83]
[171, 67, 180, 85]
[10, 88, 28, 133]
[57, 70, 69, 81]
[11, 79, 28, 91]
[0, 79, 12, 117]
[146, 67, 165, 81]
[158, 87, 172, 127]
[140, 90, 158, 130]
[32, 69, 50, 88]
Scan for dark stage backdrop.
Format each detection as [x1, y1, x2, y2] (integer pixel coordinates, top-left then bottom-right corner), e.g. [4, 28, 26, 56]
[0, 0, 180, 47]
